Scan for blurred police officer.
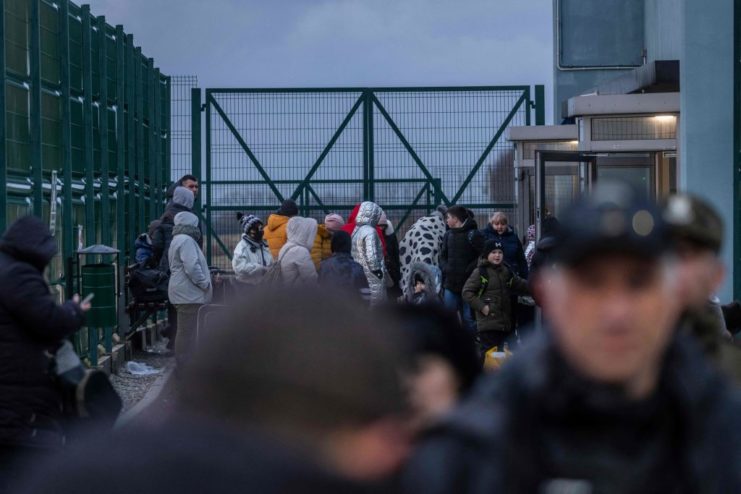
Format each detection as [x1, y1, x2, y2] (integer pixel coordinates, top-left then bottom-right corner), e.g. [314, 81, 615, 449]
[664, 193, 741, 382]
[405, 182, 741, 493]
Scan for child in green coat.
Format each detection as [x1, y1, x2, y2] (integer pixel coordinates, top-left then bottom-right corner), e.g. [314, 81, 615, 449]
[462, 240, 529, 357]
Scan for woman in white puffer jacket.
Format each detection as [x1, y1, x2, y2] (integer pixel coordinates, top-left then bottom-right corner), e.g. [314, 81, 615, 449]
[232, 213, 273, 286]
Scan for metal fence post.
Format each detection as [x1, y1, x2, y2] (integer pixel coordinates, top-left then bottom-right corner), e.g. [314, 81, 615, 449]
[165, 77, 172, 188]
[98, 16, 111, 246]
[135, 46, 145, 234]
[81, 5, 95, 245]
[205, 91, 212, 263]
[30, 0, 43, 217]
[61, 1, 74, 289]
[148, 58, 156, 223]
[0, 3, 6, 233]
[535, 85, 545, 126]
[115, 25, 128, 333]
[191, 88, 202, 213]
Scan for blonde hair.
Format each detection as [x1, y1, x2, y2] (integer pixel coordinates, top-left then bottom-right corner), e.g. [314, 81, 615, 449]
[490, 212, 508, 225]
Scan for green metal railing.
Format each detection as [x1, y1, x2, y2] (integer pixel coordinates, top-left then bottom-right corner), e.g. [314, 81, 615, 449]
[197, 86, 545, 269]
[1, 0, 171, 361]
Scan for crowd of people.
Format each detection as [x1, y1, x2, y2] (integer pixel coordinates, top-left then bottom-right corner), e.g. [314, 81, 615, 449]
[3, 175, 741, 492]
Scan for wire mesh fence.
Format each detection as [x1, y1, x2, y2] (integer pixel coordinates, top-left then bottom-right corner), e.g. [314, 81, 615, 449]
[170, 75, 197, 181]
[203, 86, 540, 270]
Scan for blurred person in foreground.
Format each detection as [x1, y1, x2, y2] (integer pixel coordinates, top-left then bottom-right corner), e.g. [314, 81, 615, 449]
[405, 182, 741, 493]
[0, 216, 91, 493]
[16, 288, 411, 494]
[664, 193, 741, 382]
[391, 303, 480, 434]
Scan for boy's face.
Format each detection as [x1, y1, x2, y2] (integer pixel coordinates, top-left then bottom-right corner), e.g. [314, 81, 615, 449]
[414, 281, 426, 294]
[446, 214, 462, 229]
[487, 250, 504, 265]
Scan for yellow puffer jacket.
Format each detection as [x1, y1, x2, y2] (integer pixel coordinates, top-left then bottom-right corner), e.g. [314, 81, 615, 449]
[265, 214, 290, 259]
[310, 224, 332, 269]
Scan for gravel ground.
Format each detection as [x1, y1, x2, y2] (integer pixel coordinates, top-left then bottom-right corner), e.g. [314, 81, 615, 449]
[110, 350, 175, 412]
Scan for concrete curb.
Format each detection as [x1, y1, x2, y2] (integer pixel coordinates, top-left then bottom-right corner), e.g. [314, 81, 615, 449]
[114, 364, 174, 429]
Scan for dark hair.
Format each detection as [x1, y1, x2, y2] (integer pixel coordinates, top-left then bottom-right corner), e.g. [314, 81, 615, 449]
[178, 174, 198, 184]
[446, 205, 468, 223]
[180, 288, 408, 438]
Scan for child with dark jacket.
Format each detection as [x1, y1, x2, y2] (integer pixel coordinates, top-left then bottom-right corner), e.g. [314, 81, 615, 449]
[462, 240, 529, 356]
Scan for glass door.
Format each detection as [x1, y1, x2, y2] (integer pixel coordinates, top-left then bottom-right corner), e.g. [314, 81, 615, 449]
[535, 151, 596, 241]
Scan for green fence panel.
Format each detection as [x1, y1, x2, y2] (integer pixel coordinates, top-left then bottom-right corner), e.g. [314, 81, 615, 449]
[2, 0, 170, 341]
[201, 86, 541, 270]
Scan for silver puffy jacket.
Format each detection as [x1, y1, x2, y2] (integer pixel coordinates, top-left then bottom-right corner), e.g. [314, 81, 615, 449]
[351, 202, 387, 306]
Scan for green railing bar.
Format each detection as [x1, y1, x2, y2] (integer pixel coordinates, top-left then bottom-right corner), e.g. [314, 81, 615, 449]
[206, 178, 431, 185]
[209, 95, 285, 203]
[535, 85, 545, 126]
[126, 34, 136, 254]
[30, 0, 43, 216]
[61, 1, 73, 269]
[82, 5, 95, 245]
[371, 94, 450, 205]
[451, 92, 528, 204]
[0, 3, 6, 233]
[206, 203, 515, 212]
[135, 46, 145, 234]
[147, 58, 156, 223]
[205, 89, 212, 263]
[206, 85, 531, 94]
[191, 88, 202, 212]
[366, 90, 375, 201]
[165, 76, 172, 187]
[290, 94, 364, 201]
[115, 25, 127, 324]
[98, 15, 111, 246]
[153, 67, 162, 211]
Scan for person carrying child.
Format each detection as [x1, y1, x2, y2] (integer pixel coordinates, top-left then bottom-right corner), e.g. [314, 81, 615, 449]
[462, 240, 529, 358]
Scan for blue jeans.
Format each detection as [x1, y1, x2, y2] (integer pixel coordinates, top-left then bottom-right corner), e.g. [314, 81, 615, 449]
[444, 289, 476, 333]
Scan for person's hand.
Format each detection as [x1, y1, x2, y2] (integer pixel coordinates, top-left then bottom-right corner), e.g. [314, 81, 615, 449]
[481, 305, 490, 316]
[72, 294, 92, 312]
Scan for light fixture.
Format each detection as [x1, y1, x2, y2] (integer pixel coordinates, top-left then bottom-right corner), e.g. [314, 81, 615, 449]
[653, 115, 676, 122]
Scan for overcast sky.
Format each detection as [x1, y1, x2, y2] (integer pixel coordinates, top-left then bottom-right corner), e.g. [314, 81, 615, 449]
[85, 0, 554, 121]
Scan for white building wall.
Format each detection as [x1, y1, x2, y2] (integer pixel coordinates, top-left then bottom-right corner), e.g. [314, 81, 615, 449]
[680, 0, 735, 301]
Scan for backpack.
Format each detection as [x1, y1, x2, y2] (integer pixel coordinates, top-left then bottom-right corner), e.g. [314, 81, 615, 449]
[262, 245, 298, 287]
[128, 263, 169, 302]
[476, 264, 515, 297]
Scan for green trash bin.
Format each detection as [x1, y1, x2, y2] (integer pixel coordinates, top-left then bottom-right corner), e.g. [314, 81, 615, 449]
[81, 263, 117, 328]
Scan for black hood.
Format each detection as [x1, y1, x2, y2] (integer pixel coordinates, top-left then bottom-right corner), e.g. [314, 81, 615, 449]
[331, 230, 352, 254]
[0, 215, 57, 271]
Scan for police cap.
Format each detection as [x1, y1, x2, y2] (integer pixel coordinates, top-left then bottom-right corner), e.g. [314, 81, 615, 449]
[663, 193, 723, 254]
[554, 181, 670, 266]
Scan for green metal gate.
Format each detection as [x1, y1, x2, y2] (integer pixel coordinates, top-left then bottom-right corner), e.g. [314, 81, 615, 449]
[195, 86, 544, 269]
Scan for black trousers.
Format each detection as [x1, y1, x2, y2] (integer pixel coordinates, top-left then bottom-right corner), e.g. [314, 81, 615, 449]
[477, 330, 513, 361]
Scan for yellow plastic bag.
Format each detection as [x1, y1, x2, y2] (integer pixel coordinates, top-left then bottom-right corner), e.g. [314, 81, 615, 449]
[483, 346, 513, 371]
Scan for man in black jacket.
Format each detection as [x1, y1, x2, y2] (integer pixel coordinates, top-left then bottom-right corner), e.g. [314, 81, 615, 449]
[439, 206, 483, 333]
[406, 182, 741, 493]
[0, 216, 89, 492]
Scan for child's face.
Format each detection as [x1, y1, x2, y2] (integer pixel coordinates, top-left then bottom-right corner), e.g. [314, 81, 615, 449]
[487, 250, 504, 265]
[414, 281, 426, 294]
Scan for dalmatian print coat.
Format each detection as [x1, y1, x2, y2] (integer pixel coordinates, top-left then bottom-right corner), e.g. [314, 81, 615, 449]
[398, 208, 447, 299]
